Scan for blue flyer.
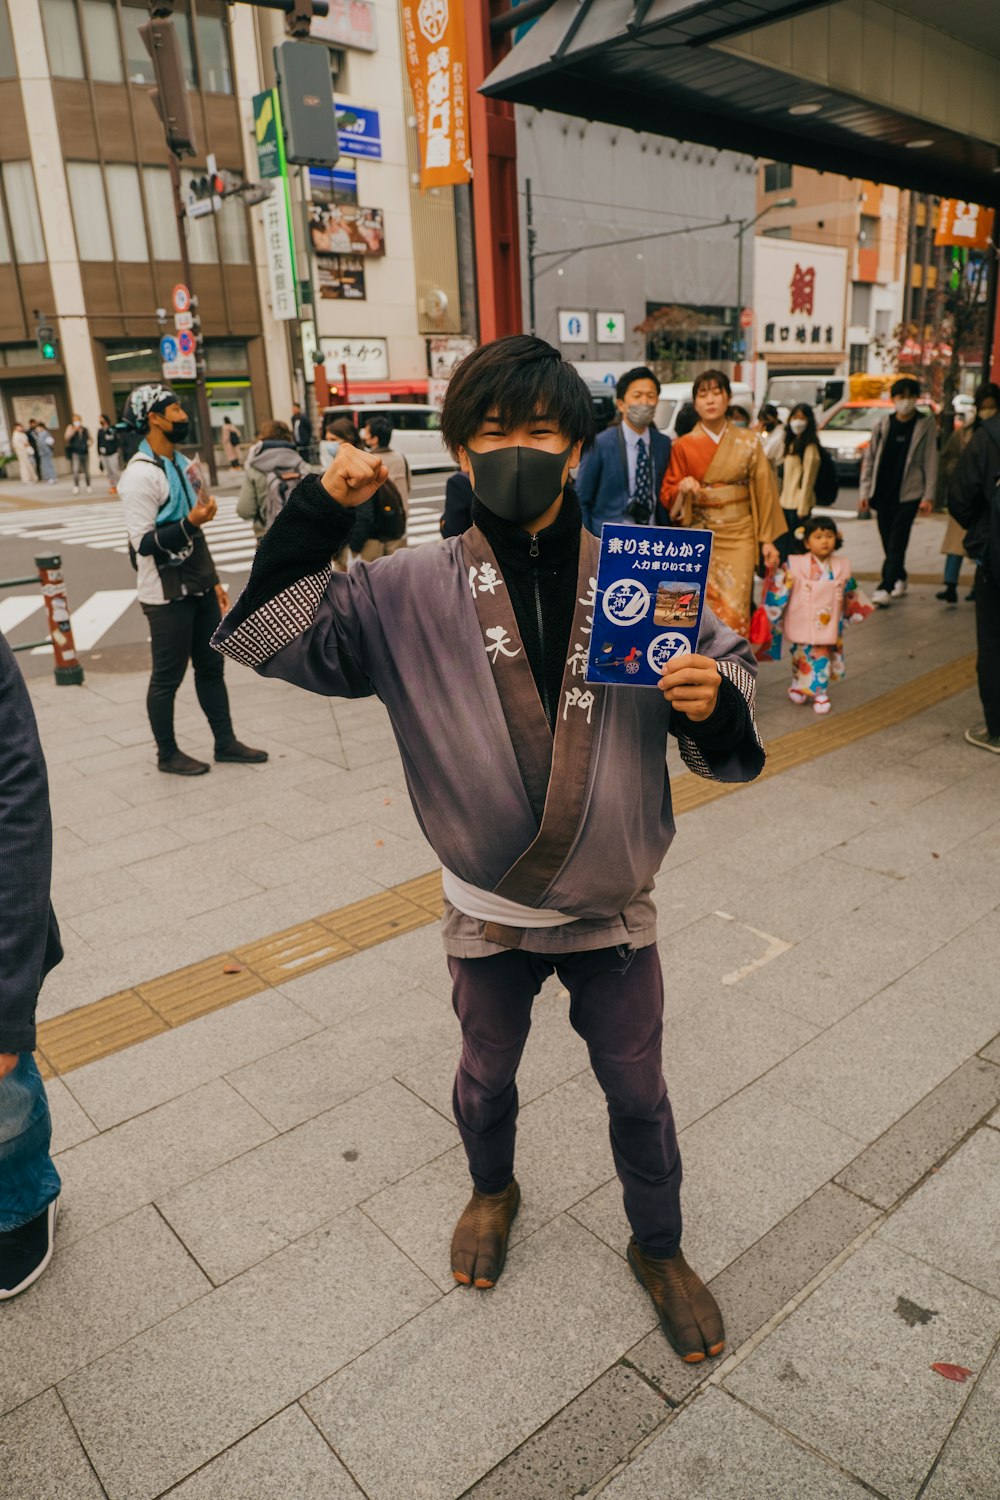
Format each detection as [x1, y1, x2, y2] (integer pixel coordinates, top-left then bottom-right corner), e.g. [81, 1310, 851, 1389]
[585, 523, 714, 688]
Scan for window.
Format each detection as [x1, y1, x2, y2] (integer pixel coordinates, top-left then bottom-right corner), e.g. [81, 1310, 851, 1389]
[142, 166, 180, 259]
[0, 0, 16, 80]
[217, 183, 250, 263]
[859, 214, 879, 246]
[850, 282, 872, 326]
[764, 162, 792, 193]
[1, 162, 46, 263]
[81, 0, 124, 83]
[196, 13, 232, 94]
[105, 164, 148, 260]
[41, 0, 85, 78]
[186, 208, 217, 265]
[0, 196, 10, 264]
[849, 343, 868, 375]
[66, 162, 113, 260]
[122, 5, 195, 87]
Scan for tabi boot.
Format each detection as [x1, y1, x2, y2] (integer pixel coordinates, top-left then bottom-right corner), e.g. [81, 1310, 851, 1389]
[158, 749, 210, 776]
[214, 739, 269, 764]
[450, 1179, 521, 1289]
[627, 1239, 725, 1363]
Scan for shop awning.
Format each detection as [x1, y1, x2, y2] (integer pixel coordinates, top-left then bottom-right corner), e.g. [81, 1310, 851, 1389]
[328, 379, 429, 399]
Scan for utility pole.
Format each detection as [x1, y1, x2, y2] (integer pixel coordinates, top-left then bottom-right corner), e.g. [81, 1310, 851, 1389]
[526, 177, 537, 337]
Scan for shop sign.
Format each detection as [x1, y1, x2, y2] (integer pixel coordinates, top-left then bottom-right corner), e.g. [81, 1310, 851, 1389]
[428, 335, 476, 380]
[317, 257, 367, 300]
[320, 337, 389, 381]
[596, 311, 625, 344]
[754, 238, 847, 355]
[935, 200, 995, 251]
[335, 106, 382, 161]
[309, 205, 384, 256]
[262, 193, 298, 320]
[400, 0, 470, 188]
[311, 0, 377, 51]
[253, 91, 283, 181]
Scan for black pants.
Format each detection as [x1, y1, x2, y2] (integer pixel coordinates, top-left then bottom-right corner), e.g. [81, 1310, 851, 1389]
[875, 497, 920, 592]
[141, 591, 233, 757]
[449, 943, 682, 1258]
[976, 566, 1000, 736]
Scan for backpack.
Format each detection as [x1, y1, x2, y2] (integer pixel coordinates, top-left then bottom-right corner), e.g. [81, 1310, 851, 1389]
[813, 444, 839, 505]
[264, 466, 306, 527]
[372, 475, 406, 541]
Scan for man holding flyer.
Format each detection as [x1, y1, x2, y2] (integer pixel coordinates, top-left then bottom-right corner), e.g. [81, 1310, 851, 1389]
[213, 336, 764, 1364]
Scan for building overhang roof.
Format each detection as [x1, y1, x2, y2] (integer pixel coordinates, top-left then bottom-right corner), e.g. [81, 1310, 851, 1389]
[482, 0, 1000, 204]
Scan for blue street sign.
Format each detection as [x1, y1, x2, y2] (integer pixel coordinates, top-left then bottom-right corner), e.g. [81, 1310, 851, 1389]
[568, 316, 582, 337]
[310, 165, 358, 196]
[335, 106, 382, 161]
[159, 335, 178, 363]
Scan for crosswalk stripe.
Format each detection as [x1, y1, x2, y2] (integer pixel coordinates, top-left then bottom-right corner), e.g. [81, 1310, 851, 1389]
[31, 589, 137, 654]
[0, 595, 44, 633]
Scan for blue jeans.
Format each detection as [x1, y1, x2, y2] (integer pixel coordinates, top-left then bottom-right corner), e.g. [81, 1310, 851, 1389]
[0, 1055, 61, 1232]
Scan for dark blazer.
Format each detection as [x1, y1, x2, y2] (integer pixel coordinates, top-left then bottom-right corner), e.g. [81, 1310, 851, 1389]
[575, 424, 672, 534]
[292, 412, 313, 452]
[950, 414, 1000, 575]
[0, 632, 62, 1054]
[440, 471, 474, 538]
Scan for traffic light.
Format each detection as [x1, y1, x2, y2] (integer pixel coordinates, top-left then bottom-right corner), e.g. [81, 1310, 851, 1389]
[140, 15, 197, 158]
[273, 41, 339, 167]
[187, 156, 226, 218]
[36, 320, 58, 362]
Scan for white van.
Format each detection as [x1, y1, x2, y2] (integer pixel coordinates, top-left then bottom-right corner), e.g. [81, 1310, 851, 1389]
[321, 404, 456, 472]
[654, 381, 755, 438]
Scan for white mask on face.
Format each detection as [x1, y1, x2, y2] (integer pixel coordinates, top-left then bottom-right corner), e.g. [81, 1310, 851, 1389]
[893, 398, 917, 418]
[788, 419, 808, 435]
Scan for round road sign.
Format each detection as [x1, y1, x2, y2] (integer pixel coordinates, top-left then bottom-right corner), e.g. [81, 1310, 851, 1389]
[159, 335, 178, 363]
[172, 283, 191, 314]
[177, 329, 195, 356]
[740, 307, 754, 329]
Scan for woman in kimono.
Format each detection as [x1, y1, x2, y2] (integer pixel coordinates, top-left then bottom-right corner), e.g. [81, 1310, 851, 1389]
[213, 336, 766, 1366]
[660, 369, 785, 636]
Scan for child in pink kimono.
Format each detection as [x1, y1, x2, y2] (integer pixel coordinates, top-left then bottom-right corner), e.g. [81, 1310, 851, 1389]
[765, 515, 872, 714]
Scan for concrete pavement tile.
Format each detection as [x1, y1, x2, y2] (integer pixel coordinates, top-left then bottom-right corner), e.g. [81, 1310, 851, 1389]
[241, 831, 393, 896]
[62, 992, 321, 1130]
[53, 822, 186, 873]
[719, 853, 897, 946]
[827, 768, 1000, 878]
[47, 1075, 100, 1153]
[330, 822, 438, 884]
[724, 1239, 1000, 1500]
[600, 1387, 870, 1500]
[274, 944, 423, 1027]
[663, 988, 819, 1132]
[836, 1057, 1000, 1209]
[657, 912, 786, 1017]
[53, 1080, 276, 1249]
[627, 1183, 878, 1405]
[764, 971, 1000, 1145]
[58, 1210, 438, 1500]
[879, 1128, 1000, 1298]
[465, 1365, 666, 1500]
[74, 744, 158, 776]
[227, 984, 457, 1130]
[67, 872, 264, 946]
[125, 824, 297, 895]
[922, 1345, 1000, 1500]
[0, 1389, 107, 1500]
[158, 1079, 457, 1283]
[162, 1404, 364, 1499]
[362, 1076, 615, 1292]
[0, 1206, 209, 1417]
[982, 1033, 1000, 1066]
[570, 1085, 860, 1282]
[802, 758, 951, 808]
[847, 861, 1000, 950]
[41, 732, 124, 765]
[50, 866, 144, 920]
[181, 876, 382, 953]
[302, 1215, 655, 1500]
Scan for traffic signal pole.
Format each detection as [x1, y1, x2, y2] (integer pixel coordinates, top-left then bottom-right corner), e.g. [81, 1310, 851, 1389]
[168, 153, 218, 487]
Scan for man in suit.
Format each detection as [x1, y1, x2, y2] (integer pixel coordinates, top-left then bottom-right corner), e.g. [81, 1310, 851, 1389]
[576, 366, 671, 534]
[0, 632, 63, 1298]
[291, 402, 313, 461]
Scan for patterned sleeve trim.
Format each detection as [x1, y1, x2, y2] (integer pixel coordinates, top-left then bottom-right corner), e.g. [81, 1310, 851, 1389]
[216, 566, 332, 668]
[676, 658, 762, 780]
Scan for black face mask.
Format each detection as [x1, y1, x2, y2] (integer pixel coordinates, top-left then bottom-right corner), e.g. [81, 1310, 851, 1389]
[467, 443, 573, 525]
[168, 418, 191, 444]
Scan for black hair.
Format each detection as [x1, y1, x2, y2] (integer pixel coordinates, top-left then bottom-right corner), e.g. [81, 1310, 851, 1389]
[440, 335, 596, 455]
[674, 402, 698, 439]
[783, 402, 820, 459]
[802, 513, 841, 548]
[728, 405, 751, 424]
[364, 414, 393, 448]
[973, 381, 1000, 412]
[615, 366, 659, 403]
[759, 403, 780, 426]
[890, 376, 920, 397]
[692, 368, 731, 399]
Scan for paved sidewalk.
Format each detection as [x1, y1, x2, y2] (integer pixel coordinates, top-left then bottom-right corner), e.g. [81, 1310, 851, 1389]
[3, 516, 998, 1499]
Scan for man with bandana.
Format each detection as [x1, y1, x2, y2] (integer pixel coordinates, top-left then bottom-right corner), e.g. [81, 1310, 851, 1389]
[117, 384, 267, 776]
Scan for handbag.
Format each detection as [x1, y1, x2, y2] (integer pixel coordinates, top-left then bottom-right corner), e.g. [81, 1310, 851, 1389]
[748, 570, 774, 662]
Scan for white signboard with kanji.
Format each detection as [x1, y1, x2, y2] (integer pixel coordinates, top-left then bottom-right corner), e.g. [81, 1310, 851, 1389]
[320, 337, 389, 382]
[753, 238, 847, 357]
[262, 196, 297, 321]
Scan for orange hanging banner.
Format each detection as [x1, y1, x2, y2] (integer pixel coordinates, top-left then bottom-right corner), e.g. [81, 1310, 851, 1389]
[401, 0, 471, 189]
[935, 200, 995, 251]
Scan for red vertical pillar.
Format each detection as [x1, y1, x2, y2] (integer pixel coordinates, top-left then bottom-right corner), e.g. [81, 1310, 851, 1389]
[466, 2, 523, 342]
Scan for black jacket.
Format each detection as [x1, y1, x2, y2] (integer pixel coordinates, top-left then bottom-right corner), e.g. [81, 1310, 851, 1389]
[441, 471, 474, 538]
[0, 633, 62, 1053]
[949, 415, 1000, 577]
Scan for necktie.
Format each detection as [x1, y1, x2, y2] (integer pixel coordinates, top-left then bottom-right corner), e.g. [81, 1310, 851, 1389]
[632, 437, 652, 522]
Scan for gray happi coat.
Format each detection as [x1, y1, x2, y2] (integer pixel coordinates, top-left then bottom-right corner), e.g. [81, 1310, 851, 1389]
[214, 525, 765, 956]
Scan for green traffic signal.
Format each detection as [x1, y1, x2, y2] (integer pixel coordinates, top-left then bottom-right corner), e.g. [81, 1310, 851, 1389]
[41, 340, 57, 360]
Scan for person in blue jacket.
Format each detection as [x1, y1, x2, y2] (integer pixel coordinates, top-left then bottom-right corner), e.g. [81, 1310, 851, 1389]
[576, 366, 671, 534]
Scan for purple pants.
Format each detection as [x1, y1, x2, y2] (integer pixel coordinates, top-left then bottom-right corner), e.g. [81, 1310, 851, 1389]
[449, 942, 683, 1258]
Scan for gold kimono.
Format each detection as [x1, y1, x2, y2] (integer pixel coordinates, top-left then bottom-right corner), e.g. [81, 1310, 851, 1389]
[661, 425, 785, 636]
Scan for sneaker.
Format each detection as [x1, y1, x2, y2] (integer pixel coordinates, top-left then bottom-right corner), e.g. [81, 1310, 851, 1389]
[891, 579, 908, 599]
[966, 587, 977, 603]
[964, 726, 1000, 753]
[157, 749, 210, 776]
[871, 588, 891, 607]
[813, 693, 832, 715]
[787, 686, 808, 705]
[936, 585, 958, 604]
[72, 486, 79, 496]
[0, 1199, 58, 1299]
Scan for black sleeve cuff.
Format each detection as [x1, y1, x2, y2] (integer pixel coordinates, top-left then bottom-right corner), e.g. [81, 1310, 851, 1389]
[137, 518, 191, 557]
[241, 474, 356, 614]
[670, 675, 749, 753]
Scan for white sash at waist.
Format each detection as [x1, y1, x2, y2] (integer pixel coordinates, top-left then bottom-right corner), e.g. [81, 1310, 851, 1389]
[441, 868, 576, 928]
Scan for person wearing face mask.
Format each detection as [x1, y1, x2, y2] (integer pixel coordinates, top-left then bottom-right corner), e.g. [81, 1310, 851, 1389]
[936, 383, 1000, 604]
[756, 404, 786, 472]
[213, 336, 766, 1365]
[117, 384, 267, 776]
[779, 404, 821, 541]
[859, 377, 938, 607]
[576, 366, 671, 533]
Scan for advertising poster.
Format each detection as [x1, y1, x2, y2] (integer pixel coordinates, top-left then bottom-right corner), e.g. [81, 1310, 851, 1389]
[400, 0, 470, 188]
[586, 523, 713, 689]
[317, 256, 367, 300]
[309, 205, 384, 256]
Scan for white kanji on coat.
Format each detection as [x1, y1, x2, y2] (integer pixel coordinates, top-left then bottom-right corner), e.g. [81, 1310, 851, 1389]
[563, 685, 596, 723]
[469, 562, 502, 597]
[567, 642, 588, 677]
[485, 625, 520, 661]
